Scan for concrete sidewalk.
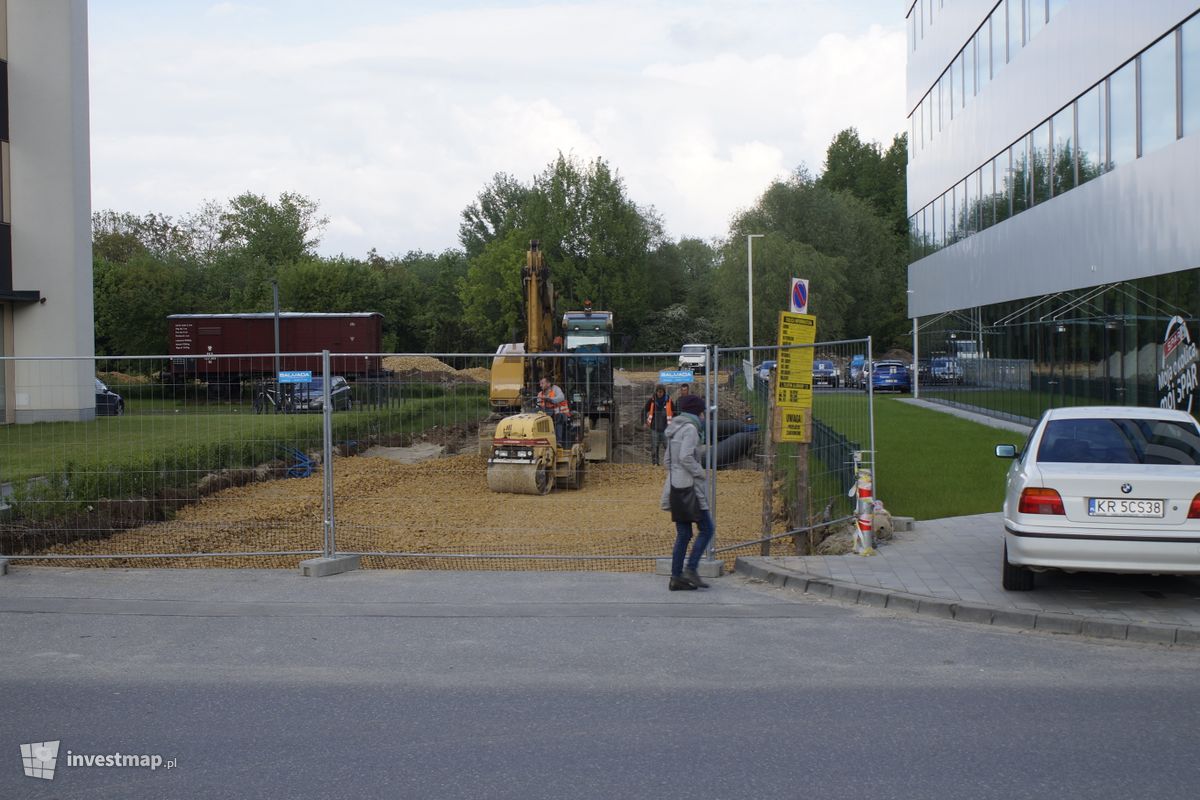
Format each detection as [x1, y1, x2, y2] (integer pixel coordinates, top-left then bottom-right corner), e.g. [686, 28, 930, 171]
[737, 512, 1200, 646]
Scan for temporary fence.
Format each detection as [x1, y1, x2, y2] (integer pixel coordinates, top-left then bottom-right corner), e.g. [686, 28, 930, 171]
[707, 339, 875, 561]
[0, 344, 872, 570]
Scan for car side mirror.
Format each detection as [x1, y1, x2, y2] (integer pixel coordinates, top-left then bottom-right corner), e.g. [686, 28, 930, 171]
[995, 444, 1018, 459]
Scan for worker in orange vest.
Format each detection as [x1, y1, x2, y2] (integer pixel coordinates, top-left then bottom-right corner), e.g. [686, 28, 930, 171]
[537, 376, 570, 445]
[643, 384, 674, 466]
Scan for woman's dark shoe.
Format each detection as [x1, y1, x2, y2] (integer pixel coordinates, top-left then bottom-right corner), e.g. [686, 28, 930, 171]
[683, 569, 710, 589]
[669, 576, 698, 591]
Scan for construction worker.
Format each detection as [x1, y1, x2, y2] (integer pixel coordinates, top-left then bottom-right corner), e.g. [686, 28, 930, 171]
[643, 384, 674, 466]
[537, 376, 570, 445]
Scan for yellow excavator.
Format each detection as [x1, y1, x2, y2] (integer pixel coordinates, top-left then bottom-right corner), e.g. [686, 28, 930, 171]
[482, 241, 589, 495]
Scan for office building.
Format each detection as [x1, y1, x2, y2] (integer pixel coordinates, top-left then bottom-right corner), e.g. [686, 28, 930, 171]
[906, 0, 1200, 421]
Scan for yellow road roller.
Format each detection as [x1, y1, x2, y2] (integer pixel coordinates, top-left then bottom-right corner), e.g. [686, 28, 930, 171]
[486, 411, 587, 495]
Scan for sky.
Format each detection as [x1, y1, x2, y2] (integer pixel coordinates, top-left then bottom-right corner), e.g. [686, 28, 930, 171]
[88, 0, 907, 258]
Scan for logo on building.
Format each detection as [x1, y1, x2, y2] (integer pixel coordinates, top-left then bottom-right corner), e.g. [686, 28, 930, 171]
[1158, 316, 1199, 413]
[20, 741, 60, 780]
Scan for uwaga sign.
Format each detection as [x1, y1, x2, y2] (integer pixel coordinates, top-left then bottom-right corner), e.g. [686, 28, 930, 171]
[1159, 316, 1200, 412]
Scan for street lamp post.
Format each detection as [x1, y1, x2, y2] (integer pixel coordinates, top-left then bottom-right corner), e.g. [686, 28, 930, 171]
[747, 234, 764, 352]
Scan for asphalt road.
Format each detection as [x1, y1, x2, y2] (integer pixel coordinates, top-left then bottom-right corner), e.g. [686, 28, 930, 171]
[2, 569, 1198, 800]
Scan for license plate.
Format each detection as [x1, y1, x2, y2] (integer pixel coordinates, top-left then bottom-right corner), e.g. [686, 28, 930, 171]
[1087, 498, 1165, 518]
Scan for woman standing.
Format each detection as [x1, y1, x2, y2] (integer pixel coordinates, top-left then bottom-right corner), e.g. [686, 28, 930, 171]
[660, 393, 714, 591]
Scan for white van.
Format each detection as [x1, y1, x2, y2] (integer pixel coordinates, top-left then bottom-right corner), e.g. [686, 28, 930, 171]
[678, 343, 708, 373]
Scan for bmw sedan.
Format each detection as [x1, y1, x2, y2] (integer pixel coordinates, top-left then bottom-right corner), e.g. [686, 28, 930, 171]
[868, 360, 911, 393]
[812, 359, 839, 388]
[995, 406, 1200, 590]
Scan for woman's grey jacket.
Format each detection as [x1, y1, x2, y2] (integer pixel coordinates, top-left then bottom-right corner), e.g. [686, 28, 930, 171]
[659, 412, 709, 512]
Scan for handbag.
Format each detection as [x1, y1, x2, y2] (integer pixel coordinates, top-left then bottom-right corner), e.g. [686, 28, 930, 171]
[669, 485, 703, 523]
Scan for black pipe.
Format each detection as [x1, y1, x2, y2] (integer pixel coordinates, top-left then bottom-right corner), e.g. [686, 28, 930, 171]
[712, 431, 755, 469]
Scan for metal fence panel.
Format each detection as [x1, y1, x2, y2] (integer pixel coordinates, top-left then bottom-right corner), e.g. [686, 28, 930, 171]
[0, 354, 331, 566]
[711, 339, 874, 560]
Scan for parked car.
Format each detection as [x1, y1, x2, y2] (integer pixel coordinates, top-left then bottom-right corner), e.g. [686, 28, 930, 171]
[95, 377, 125, 416]
[754, 360, 777, 382]
[929, 356, 964, 384]
[812, 359, 839, 388]
[995, 406, 1200, 590]
[868, 360, 911, 393]
[847, 354, 866, 388]
[678, 343, 708, 373]
[292, 376, 353, 412]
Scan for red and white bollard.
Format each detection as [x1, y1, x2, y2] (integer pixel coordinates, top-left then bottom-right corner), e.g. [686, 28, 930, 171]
[850, 453, 876, 555]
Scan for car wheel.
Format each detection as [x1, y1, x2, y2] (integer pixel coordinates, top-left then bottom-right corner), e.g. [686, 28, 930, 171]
[1002, 543, 1034, 591]
[116, 401, 125, 417]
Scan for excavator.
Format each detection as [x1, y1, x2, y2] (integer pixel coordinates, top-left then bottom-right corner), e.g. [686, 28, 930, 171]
[482, 241, 615, 495]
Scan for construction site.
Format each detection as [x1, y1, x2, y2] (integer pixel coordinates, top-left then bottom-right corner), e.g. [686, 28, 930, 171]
[2, 243, 872, 571]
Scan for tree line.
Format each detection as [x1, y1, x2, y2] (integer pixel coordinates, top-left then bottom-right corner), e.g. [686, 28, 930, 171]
[93, 129, 909, 358]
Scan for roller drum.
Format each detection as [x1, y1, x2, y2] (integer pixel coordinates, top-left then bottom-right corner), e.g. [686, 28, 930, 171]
[487, 462, 551, 495]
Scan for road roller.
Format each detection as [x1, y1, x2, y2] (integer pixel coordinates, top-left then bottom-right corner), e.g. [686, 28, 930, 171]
[486, 411, 587, 495]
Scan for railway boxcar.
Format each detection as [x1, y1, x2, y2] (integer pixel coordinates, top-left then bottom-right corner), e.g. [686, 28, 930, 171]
[168, 312, 383, 381]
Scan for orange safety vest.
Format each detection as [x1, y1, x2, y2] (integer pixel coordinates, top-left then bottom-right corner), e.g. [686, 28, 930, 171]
[646, 396, 674, 426]
[538, 386, 569, 414]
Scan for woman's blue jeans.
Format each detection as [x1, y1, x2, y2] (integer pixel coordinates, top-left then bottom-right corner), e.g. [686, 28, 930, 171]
[672, 509, 714, 577]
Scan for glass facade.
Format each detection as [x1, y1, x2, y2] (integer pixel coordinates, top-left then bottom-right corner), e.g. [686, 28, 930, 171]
[909, 11, 1200, 262]
[909, 0, 1071, 163]
[916, 274, 1200, 424]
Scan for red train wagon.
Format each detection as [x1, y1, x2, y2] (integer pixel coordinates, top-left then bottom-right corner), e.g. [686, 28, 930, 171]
[168, 312, 384, 380]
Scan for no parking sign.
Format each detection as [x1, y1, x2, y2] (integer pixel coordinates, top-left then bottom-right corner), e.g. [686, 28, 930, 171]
[789, 278, 809, 314]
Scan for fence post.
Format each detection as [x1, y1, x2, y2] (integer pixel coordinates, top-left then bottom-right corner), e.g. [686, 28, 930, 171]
[707, 346, 718, 558]
[322, 349, 335, 558]
[760, 367, 776, 556]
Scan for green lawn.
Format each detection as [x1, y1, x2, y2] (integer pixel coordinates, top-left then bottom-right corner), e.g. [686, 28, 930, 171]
[0, 395, 489, 488]
[870, 396, 1016, 520]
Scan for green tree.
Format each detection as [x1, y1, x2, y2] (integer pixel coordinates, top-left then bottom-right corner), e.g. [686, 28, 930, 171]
[458, 153, 664, 348]
[93, 253, 190, 355]
[218, 191, 329, 267]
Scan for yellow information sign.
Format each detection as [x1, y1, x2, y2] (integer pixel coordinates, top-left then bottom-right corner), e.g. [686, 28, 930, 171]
[774, 311, 817, 442]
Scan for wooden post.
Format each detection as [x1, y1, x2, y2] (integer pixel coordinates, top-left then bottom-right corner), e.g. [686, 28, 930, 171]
[760, 371, 776, 556]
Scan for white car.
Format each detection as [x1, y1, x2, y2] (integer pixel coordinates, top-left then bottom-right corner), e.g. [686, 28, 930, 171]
[995, 406, 1200, 590]
[678, 343, 708, 373]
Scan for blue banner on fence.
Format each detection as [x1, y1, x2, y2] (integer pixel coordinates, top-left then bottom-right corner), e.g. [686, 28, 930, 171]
[278, 371, 313, 384]
[659, 369, 693, 384]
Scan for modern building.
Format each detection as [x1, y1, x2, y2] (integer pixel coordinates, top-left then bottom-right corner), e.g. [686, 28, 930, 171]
[906, 0, 1200, 422]
[0, 0, 93, 424]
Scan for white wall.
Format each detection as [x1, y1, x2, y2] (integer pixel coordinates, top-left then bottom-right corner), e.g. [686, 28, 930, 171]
[7, 0, 93, 422]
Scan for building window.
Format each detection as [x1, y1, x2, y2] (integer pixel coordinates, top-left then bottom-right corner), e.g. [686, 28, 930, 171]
[1011, 137, 1030, 214]
[1007, 0, 1019, 54]
[994, 149, 1011, 222]
[1031, 121, 1052, 204]
[1139, 32, 1178, 155]
[1077, 82, 1105, 183]
[1181, 15, 1199, 137]
[990, 4, 1006, 78]
[1026, 0, 1047, 45]
[1051, 104, 1076, 195]
[980, 158, 996, 230]
[1108, 61, 1137, 168]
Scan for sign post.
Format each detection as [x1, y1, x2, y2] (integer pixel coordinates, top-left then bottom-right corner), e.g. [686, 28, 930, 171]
[774, 311, 817, 552]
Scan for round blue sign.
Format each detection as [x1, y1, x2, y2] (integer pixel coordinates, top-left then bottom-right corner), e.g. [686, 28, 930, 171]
[792, 280, 808, 311]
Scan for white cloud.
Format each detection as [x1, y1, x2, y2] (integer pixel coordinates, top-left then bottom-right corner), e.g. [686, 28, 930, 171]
[88, 1, 906, 256]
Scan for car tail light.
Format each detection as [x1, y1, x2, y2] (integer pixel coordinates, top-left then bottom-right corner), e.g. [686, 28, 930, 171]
[1018, 488, 1065, 515]
[1188, 494, 1200, 519]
